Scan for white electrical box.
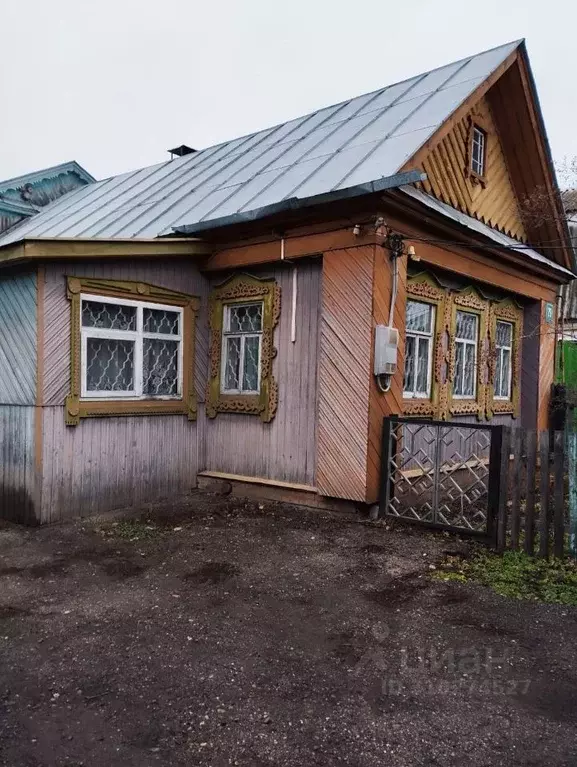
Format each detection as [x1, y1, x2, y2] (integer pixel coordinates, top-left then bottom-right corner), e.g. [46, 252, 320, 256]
[374, 325, 398, 376]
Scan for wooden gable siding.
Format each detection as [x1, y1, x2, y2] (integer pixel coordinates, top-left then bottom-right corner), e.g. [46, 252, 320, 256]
[203, 261, 321, 486]
[417, 94, 527, 242]
[316, 245, 374, 501]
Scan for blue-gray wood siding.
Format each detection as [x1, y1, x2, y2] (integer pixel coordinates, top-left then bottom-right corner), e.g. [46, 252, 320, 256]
[0, 271, 37, 404]
[203, 261, 321, 486]
[0, 272, 37, 522]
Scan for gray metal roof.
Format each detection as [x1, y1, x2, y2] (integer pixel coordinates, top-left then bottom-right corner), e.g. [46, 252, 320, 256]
[0, 40, 520, 246]
[400, 185, 576, 279]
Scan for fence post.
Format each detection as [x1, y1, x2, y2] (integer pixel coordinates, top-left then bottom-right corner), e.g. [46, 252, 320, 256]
[538, 431, 551, 559]
[568, 431, 577, 559]
[553, 431, 565, 559]
[509, 428, 523, 550]
[489, 426, 510, 552]
[524, 430, 537, 556]
[378, 417, 393, 519]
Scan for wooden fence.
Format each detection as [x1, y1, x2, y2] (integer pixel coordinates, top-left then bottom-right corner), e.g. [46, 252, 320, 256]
[497, 428, 577, 559]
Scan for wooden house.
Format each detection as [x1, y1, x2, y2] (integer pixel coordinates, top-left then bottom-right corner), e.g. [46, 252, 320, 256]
[0, 40, 573, 524]
[0, 162, 94, 235]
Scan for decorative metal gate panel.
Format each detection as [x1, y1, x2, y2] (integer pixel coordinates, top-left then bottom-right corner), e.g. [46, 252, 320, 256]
[379, 417, 503, 540]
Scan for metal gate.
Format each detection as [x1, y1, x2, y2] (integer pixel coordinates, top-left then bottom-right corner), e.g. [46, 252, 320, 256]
[379, 417, 504, 541]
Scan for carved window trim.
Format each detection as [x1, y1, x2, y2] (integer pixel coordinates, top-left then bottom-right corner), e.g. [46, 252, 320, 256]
[487, 299, 523, 419]
[207, 274, 280, 422]
[402, 273, 449, 418]
[448, 287, 489, 419]
[65, 277, 199, 426]
[465, 113, 489, 189]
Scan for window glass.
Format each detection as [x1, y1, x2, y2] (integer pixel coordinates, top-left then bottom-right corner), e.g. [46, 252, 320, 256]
[454, 310, 478, 398]
[86, 338, 135, 392]
[495, 320, 513, 399]
[81, 297, 182, 399]
[404, 300, 435, 398]
[471, 126, 486, 176]
[143, 339, 179, 395]
[222, 302, 263, 394]
[82, 300, 136, 331]
[143, 308, 179, 335]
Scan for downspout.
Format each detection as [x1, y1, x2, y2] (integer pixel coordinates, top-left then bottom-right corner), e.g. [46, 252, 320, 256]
[280, 236, 298, 344]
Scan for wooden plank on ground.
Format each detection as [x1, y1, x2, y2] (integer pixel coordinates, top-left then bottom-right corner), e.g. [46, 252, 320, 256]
[524, 430, 537, 556]
[553, 431, 565, 559]
[539, 431, 551, 559]
[510, 428, 523, 550]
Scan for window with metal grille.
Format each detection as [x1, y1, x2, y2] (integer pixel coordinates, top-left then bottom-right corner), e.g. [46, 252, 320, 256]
[453, 310, 478, 398]
[471, 125, 486, 177]
[221, 302, 263, 394]
[494, 320, 513, 399]
[404, 300, 435, 398]
[80, 294, 183, 399]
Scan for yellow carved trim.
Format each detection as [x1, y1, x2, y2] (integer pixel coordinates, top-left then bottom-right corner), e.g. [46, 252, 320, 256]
[487, 298, 523, 419]
[207, 273, 280, 422]
[65, 277, 199, 426]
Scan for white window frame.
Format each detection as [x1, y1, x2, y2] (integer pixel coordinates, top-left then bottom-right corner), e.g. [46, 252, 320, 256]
[453, 310, 478, 400]
[494, 320, 513, 400]
[403, 300, 435, 399]
[471, 125, 486, 177]
[80, 293, 183, 401]
[220, 301, 263, 395]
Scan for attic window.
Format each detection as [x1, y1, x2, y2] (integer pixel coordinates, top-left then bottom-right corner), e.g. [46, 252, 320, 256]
[471, 125, 486, 178]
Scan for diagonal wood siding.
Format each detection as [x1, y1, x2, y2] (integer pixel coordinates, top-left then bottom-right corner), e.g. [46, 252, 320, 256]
[417, 94, 527, 242]
[0, 272, 37, 405]
[316, 246, 374, 500]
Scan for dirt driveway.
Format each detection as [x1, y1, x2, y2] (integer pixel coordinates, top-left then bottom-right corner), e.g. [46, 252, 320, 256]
[1, 494, 576, 766]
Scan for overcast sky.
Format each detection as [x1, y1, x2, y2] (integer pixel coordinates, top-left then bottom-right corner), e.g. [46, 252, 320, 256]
[1, 0, 576, 183]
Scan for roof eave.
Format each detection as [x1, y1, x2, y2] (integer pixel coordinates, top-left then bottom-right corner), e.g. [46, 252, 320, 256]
[0, 237, 212, 266]
[172, 170, 427, 236]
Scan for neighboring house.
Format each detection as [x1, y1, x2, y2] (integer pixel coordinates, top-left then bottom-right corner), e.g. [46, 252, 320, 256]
[558, 190, 577, 383]
[0, 161, 95, 234]
[0, 39, 573, 524]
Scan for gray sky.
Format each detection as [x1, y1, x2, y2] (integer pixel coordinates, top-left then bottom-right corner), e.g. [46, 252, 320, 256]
[2, 0, 576, 183]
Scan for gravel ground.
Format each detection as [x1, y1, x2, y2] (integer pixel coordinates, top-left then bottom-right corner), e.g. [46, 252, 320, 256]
[0, 493, 576, 766]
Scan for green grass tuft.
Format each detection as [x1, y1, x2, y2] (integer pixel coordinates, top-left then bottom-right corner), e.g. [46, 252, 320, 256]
[433, 549, 577, 605]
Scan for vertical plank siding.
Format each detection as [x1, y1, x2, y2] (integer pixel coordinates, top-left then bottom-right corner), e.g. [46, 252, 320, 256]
[0, 272, 38, 522]
[39, 259, 207, 523]
[0, 406, 36, 523]
[204, 261, 321, 486]
[40, 411, 198, 522]
[316, 247, 374, 500]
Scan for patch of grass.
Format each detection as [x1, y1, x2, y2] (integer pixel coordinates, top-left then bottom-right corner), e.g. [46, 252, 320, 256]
[433, 549, 577, 605]
[97, 519, 167, 542]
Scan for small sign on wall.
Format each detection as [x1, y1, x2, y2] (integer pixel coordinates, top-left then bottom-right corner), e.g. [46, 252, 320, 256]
[545, 302, 554, 324]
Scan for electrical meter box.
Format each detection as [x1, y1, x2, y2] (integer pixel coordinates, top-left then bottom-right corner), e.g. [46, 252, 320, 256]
[374, 325, 398, 376]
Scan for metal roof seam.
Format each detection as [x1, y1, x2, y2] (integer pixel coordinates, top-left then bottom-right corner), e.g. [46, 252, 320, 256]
[334, 56, 475, 191]
[233, 72, 433, 216]
[163, 82, 399, 229]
